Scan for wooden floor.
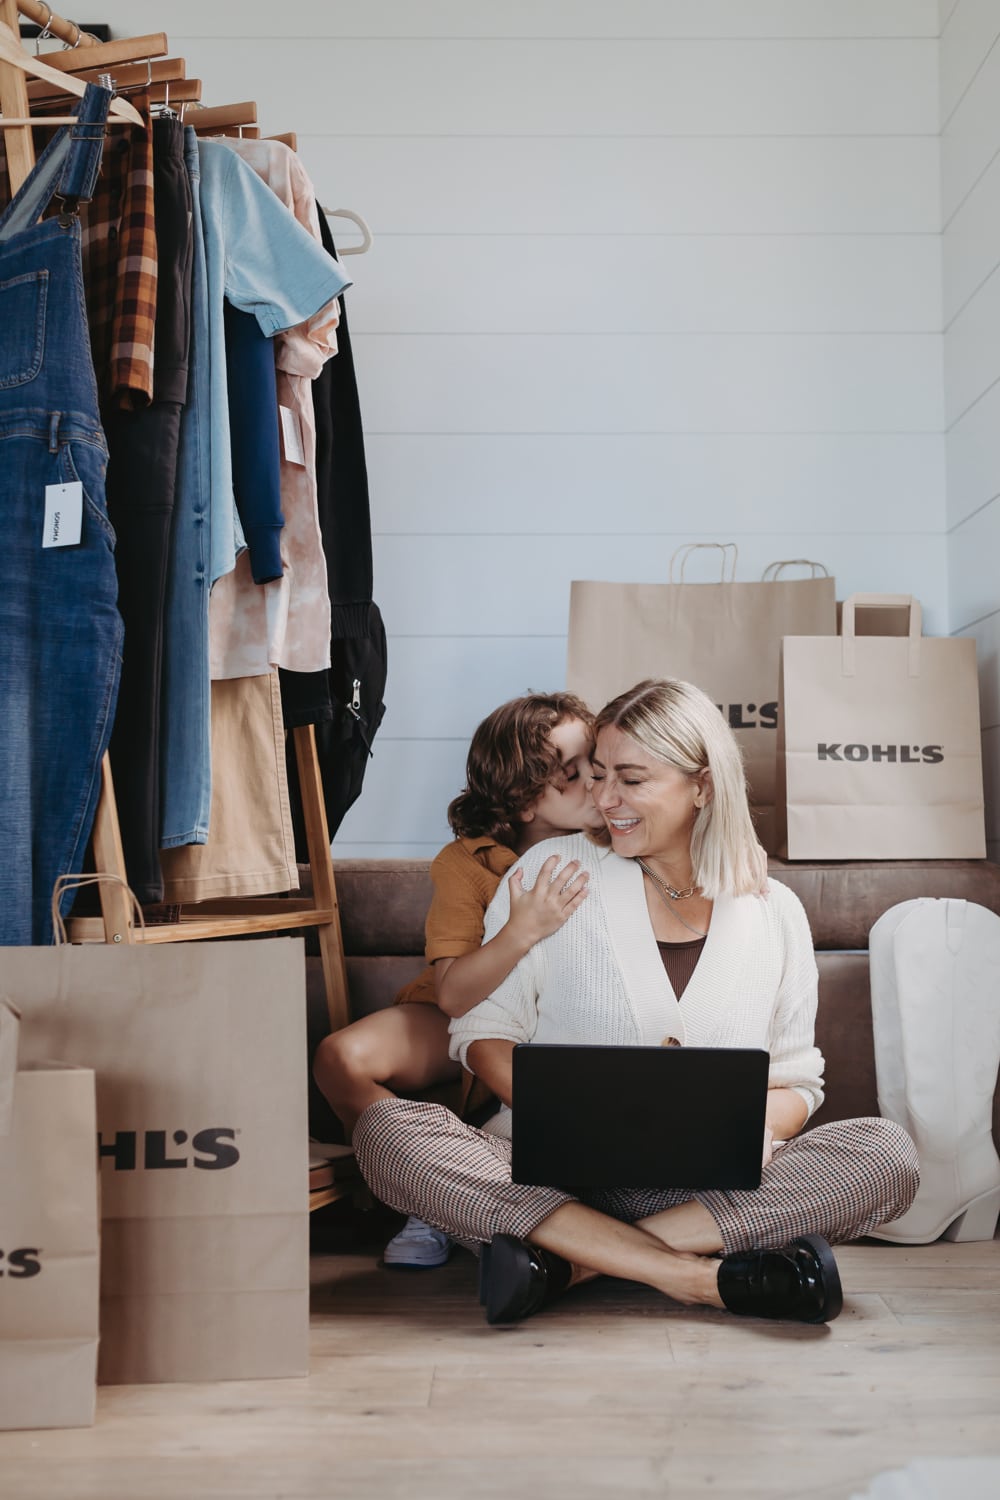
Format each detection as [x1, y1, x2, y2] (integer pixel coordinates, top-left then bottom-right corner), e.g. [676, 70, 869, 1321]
[1, 1214, 998, 1500]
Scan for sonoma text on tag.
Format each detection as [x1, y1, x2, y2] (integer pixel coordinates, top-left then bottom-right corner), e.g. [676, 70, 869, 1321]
[42, 482, 83, 548]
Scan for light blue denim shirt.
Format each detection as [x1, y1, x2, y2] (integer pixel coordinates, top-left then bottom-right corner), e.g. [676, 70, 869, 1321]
[197, 140, 351, 586]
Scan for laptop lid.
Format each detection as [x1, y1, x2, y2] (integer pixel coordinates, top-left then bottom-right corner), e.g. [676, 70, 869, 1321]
[511, 1044, 770, 1190]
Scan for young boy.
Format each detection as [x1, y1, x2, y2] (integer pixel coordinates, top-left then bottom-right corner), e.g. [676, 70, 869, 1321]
[312, 691, 600, 1265]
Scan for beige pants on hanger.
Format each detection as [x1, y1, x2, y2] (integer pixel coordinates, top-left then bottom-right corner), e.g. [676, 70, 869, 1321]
[160, 671, 299, 902]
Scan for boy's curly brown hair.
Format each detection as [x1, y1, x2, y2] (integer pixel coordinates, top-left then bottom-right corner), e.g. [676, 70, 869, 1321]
[448, 692, 595, 849]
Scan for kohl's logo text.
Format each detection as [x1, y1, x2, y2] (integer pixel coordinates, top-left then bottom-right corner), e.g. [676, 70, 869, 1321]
[716, 701, 778, 731]
[816, 743, 944, 764]
[0, 1248, 42, 1278]
[98, 1128, 240, 1171]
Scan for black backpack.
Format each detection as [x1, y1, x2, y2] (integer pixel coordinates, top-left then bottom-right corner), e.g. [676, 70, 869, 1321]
[284, 207, 387, 849]
[317, 599, 387, 838]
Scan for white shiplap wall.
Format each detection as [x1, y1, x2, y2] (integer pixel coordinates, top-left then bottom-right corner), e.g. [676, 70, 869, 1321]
[91, 1, 945, 856]
[942, 0, 1000, 861]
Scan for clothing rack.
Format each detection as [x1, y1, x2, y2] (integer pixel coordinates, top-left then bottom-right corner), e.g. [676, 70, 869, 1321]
[1, 0, 354, 1045]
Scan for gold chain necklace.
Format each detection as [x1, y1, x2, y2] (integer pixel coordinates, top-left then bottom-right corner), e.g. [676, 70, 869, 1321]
[636, 858, 708, 939]
[635, 858, 697, 901]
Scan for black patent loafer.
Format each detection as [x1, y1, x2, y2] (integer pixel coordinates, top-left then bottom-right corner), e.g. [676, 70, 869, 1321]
[480, 1233, 573, 1325]
[716, 1233, 843, 1324]
[477, 1240, 491, 1305]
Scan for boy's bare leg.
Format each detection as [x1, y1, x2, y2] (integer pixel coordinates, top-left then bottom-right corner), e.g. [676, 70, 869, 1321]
[313, 1004, 460, 1136]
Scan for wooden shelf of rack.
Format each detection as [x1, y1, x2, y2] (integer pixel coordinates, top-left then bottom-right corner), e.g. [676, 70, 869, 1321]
[68, 725, 351, 1035]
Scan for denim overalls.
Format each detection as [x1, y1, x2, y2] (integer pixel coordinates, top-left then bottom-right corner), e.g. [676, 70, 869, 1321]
[0, 84, 124, 944]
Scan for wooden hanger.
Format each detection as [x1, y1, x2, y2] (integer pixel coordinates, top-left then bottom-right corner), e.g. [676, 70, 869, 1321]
[31, 31, 168, 75]
[28, 57, 187, 103]
[28, 75, 201, 116]
[189, 100, 257, 134]
[147, 78, 201, 107]
[0, 19, 143, 125]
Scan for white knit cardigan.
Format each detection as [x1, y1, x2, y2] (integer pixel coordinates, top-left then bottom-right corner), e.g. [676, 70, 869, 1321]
[448, 833, 825, 1141]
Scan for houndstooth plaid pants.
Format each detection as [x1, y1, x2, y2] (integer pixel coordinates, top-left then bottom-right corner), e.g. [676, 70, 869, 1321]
[354, 1097, 919, 1253]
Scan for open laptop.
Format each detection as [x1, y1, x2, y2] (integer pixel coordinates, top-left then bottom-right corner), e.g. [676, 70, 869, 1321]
[511, 1044, 770, 1190]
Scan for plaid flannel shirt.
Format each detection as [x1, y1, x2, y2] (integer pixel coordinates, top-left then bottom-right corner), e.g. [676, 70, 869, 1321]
[0, 99, 156, 410]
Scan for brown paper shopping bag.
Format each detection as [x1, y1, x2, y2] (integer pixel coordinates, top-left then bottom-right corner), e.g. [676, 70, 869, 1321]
[567, 546, 836, 851]
[778, 594, 987, 860]
[6, 935, 309, 1385]
[0, 999, 99, 1430]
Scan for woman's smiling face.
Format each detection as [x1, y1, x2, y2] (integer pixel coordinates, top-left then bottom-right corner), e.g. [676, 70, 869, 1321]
[589, 724, 705, 861]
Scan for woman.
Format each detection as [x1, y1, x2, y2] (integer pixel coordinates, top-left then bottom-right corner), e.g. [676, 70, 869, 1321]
[354, 679, 919, 1325]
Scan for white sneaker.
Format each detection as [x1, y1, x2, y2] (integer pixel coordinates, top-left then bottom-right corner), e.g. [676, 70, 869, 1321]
[383, 1215, 451, 1268]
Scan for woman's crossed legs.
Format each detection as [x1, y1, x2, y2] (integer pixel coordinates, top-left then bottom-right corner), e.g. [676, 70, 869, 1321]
[354, 1097, 919, 1312]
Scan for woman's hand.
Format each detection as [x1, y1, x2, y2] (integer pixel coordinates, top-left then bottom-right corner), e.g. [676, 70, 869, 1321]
[507, 855, 589, 947]
[762, 1088, 809, 1170]
[466, 1038, 517, 1106]
[761, 1124, 775, 1170]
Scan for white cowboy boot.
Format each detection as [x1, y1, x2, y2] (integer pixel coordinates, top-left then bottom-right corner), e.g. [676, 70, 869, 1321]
[868, 898, 1000, 1244]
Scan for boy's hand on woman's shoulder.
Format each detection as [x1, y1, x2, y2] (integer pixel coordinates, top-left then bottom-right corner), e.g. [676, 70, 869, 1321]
[507, 854, 589, 946]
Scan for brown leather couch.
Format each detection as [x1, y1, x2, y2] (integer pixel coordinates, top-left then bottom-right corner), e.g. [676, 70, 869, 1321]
[306, 857, 1000, 1146]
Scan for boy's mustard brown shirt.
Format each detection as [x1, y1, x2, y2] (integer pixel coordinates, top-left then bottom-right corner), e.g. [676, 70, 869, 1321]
[394, 836, 518, 1006]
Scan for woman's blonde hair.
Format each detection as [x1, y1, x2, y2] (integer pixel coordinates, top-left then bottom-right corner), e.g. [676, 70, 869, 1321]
[593, 678, 768, 898]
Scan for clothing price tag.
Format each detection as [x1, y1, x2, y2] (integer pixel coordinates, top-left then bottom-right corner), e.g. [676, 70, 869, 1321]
[42, 482, 83, 548]
[279, 405, 306, 467]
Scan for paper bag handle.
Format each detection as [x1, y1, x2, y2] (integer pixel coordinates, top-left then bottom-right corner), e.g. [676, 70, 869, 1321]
[840, 593, 922, 678]
[0, 998, 21, 1138]
[761, 559, 830, 581]
[669, 542, 738, 583]
[50, 873, 146, 946]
